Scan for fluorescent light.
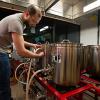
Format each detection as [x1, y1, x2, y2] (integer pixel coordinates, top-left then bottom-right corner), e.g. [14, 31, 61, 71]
[83, 0, 100, 12]
[40, 26, 49, 32]
[23, 33, 27, 35]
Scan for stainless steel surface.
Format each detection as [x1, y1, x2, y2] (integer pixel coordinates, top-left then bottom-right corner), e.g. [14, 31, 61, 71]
[82, 45, 100, 78]
[91, 45, 100, 77]
[42, 44, 53, 68]
[42, 43, 82, 86]
[37, 43, 82, 86]
[82, 46, 93, 70]
[50, 43, 82, 86]
[34, 44, 54, 79]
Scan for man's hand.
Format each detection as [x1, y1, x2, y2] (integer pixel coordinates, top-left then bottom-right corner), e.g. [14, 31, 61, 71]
[37, 51, 44, 57]
[32, 44, 43, 50]
[34, 48, 44, 58]
[24, 41, 42, 49]
[35, 48, 44, 53]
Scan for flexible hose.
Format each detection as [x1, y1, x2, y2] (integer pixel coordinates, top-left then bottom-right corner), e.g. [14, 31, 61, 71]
[26, 69, 48, 100]
[15, 62, 30, 84]
[26, 59, 33, 100]
[17, 69, 27, 85]
[15, 57, 53, 100]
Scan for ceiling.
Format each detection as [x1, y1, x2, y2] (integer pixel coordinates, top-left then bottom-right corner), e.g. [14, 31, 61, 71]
[60, 0, 82, 5]
[0, 0, 98, 22]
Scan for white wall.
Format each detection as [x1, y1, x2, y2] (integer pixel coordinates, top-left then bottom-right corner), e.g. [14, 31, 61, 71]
[80, 15, 98, 45]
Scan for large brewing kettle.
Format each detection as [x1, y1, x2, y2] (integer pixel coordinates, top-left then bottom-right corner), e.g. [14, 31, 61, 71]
[51, 41, 82, 86]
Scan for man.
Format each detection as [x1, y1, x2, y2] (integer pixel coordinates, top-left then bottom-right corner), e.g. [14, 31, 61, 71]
[0, 4, 44, 100]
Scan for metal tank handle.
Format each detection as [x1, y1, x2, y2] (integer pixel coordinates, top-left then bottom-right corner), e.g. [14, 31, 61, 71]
[45, 41, 50, 44]
[61, 39, 70, 43]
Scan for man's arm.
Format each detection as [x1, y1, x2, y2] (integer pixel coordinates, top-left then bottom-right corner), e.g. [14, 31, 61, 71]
[24, 41, 42, 49]
[24, 41, 35, 47]
[12, 32, 44, 58]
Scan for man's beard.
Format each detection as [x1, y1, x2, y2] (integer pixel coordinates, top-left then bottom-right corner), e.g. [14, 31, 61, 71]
[23, 21, 35, 31]
[24, 21, 30, 27]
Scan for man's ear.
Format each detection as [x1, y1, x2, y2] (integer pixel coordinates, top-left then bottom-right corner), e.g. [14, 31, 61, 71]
[24, 11, 30, 19]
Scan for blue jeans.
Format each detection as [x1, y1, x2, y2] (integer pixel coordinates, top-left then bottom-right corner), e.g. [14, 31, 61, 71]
[0, 52, 11, 100]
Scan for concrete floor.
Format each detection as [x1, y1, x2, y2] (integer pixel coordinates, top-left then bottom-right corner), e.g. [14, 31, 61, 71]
[11, 83, 25, 100]
[11, 82, 100, 100]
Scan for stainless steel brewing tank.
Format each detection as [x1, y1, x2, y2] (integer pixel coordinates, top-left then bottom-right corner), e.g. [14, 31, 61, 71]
[82, 46, 94, 70]
[89, 45, 100, 77]
[51, 43, 82, 86]
[82, 45, 100, 78]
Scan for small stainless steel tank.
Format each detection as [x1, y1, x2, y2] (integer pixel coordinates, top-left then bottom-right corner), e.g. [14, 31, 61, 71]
[41, 44, 53, 68]
[33, 44, 53, 70]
